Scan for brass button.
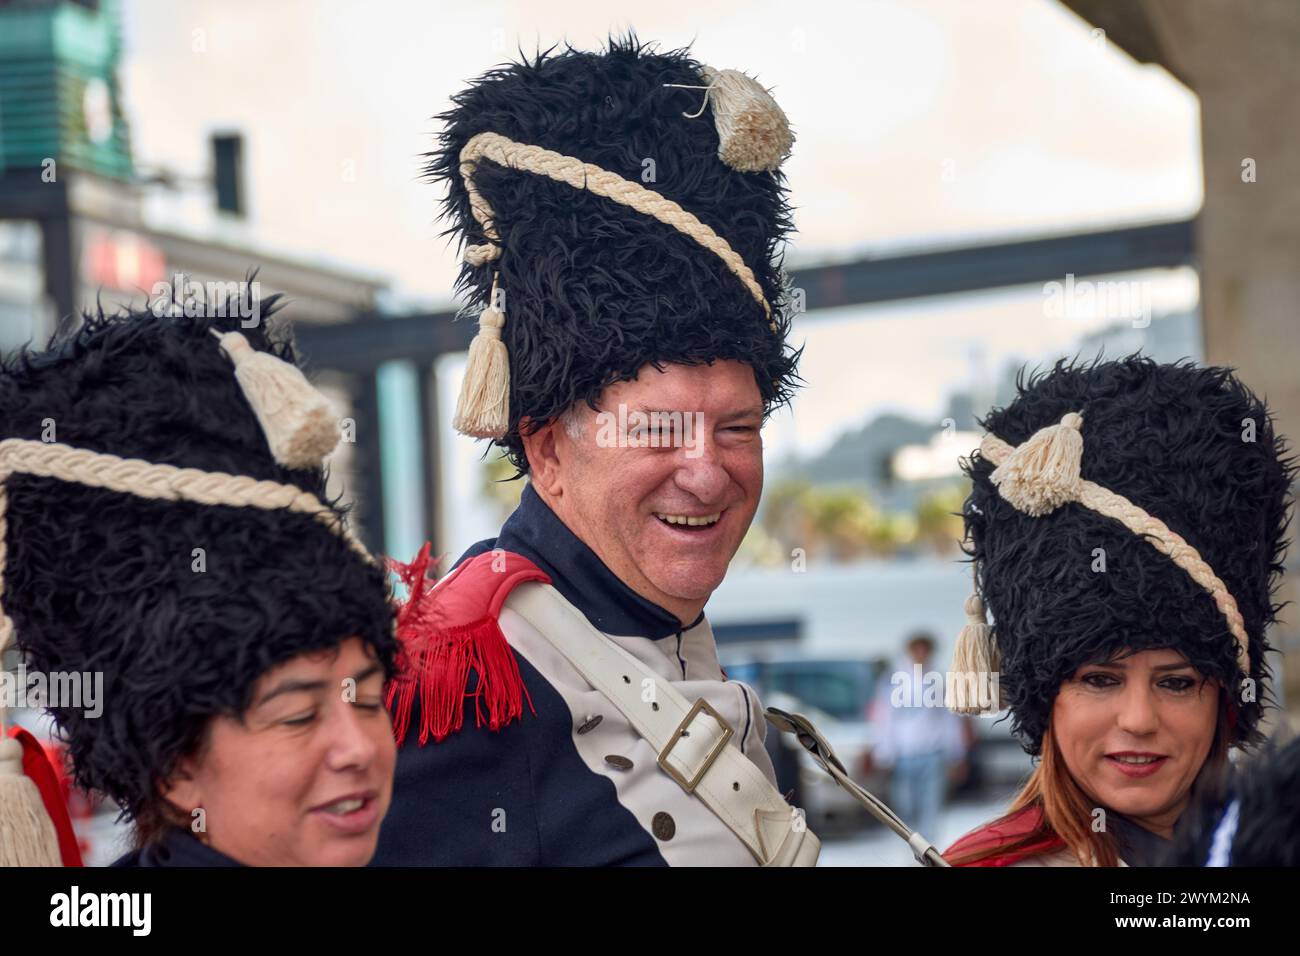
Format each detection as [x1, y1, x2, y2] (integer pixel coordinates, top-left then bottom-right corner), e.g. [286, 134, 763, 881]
[576, 715, 603, 735]
[652, 812, 676, 841]
[604, 754, 633, 771]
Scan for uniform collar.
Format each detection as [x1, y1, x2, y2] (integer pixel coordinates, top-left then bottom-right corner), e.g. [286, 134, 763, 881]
[461, 483, 699, 640]
[1106, 810, 1175, 866]
[116, 827, 245, 867]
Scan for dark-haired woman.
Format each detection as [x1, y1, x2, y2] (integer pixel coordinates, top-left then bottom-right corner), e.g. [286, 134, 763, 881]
[111, 636, 394, 867]
[939, 357, 1292, 867]
[0, 304, 399, 866]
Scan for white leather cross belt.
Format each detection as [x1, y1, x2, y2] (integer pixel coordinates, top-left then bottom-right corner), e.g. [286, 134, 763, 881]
[505, 582, 820, 866]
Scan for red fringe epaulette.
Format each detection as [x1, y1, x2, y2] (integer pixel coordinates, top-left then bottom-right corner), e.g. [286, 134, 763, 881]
[385, 543, 551, 745]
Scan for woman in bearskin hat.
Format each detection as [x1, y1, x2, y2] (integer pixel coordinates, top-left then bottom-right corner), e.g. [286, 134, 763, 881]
[941, 356, 1293, 867]
[0, 301, 399, 866]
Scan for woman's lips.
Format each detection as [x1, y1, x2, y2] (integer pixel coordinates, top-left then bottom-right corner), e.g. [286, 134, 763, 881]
[1104, 754, 1169, 778]
[310, 791, 382, 836]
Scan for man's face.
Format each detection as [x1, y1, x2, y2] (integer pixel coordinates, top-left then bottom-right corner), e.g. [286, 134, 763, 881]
[526, 360, 765, 624]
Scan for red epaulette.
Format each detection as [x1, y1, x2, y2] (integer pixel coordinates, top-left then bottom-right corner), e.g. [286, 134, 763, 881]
[385, 543, 551, 745]
[944, 803, 1067, 867]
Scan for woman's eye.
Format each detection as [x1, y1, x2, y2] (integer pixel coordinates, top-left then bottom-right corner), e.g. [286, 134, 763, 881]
[283, 711, 317, 727]
[1082, 673, 1117, 689]
[354, 700, 384, 713]
[1160, 677, 1196, 692]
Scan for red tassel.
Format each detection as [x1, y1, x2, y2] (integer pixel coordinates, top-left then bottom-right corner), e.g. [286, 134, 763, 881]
[385, 543, 549, 745]
[8, 728, 83, 867]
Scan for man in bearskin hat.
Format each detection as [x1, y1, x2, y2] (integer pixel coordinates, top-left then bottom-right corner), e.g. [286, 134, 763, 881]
[0, 299, 400, 866]
[372, 33, 819, 866]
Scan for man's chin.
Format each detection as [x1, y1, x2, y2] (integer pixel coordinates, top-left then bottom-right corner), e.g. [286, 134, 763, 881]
[633, 518, 747, 609]
[643, 566, 728, 607]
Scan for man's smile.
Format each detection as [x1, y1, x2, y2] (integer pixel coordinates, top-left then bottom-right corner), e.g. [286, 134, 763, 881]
[653, 510, 722, 527]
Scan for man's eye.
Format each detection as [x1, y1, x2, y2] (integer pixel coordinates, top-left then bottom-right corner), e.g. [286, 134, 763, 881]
[283, 711, 317, 726]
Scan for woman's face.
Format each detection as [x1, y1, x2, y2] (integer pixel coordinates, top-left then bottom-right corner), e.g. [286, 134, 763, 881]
[164, 636, 396, 866]
[1051, 647, 1218, 838]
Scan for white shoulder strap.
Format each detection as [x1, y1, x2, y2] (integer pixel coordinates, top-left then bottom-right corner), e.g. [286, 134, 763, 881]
[504, 582, 820, 867]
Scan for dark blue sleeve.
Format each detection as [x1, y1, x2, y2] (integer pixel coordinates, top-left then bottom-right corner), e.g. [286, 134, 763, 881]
[370, 692, 543, 866]
[371, 656, 666, 866]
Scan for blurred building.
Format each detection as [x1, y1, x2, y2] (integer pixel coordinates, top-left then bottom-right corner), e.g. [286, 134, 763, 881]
[0, 0, 394, 549]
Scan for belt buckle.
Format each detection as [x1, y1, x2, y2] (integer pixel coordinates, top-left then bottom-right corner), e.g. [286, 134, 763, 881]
[657, 698, 734, 794]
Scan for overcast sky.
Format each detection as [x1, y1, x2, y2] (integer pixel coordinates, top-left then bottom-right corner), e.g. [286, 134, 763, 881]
[120, 0, 1200, 305]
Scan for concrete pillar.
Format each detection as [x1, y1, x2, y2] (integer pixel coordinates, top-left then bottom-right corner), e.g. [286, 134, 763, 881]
[1144, 0, 1300, 725]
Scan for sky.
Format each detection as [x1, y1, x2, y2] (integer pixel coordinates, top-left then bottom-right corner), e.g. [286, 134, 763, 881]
[114, 0, 1203, 549]
[119, 0, 1200, 305]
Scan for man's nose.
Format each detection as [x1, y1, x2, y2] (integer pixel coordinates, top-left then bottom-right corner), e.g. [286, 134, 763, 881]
[672, 441, 729, 503]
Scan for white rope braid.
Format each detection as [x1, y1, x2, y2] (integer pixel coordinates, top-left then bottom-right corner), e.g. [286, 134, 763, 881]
[458, 131, 777, 332]
[979, 412, 1251, 676]
[0, 438, 375, 654]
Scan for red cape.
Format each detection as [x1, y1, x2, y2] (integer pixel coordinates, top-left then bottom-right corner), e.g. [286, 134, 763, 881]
[944, 803, 1067, 867]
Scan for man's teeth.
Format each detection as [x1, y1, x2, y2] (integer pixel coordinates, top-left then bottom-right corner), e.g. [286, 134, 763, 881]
[323, 798, 365, 814]
[655, 513, 721, 527]
[1112, 755, 1161, 764]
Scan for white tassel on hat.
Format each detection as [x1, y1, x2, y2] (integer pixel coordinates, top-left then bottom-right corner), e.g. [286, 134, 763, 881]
[947, 593, 1000, 715]
[666, 66, 794, 173]
[989, 411, 1084, 516]
[452, 273, 511, 440]
[212, 330, 341, 469]
[0, 736, 62, 866]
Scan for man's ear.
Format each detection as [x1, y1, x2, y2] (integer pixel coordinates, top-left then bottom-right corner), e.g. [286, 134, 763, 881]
[519, 415, 564, 497]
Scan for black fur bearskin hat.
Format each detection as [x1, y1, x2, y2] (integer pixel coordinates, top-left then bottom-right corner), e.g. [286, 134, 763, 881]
[0, 302, 398, 829]
[955, 356, 1294, 756]
[427, 31, 802, 472]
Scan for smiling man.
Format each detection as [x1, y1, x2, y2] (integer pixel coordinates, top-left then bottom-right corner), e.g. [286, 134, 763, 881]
[371, 34, 818, 866]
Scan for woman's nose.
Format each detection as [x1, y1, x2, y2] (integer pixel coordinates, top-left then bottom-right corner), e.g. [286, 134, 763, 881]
[325, 701, 382, 772]
[1114, 683, 1160, 737]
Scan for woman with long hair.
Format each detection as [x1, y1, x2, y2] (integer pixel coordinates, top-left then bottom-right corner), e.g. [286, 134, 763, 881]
[941, 357, 1293, 867]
